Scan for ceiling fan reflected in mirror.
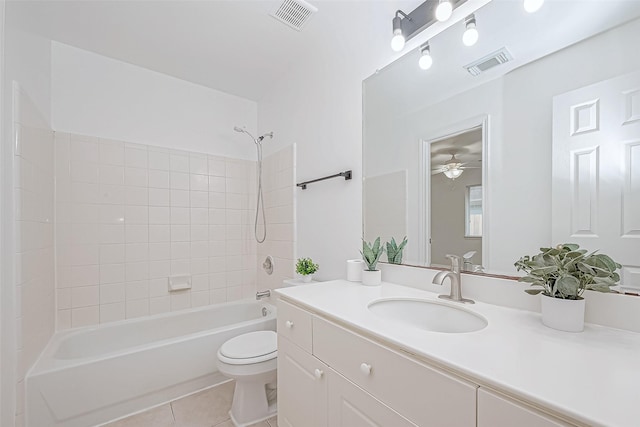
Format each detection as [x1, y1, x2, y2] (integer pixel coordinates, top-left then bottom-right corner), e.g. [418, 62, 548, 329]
[432, 153, 480, 180]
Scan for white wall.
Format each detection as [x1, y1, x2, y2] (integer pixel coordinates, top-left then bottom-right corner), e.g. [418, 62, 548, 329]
[2, 3, 54, 425]
[51, 42, 258, 161]
[258, 2, 388, 280]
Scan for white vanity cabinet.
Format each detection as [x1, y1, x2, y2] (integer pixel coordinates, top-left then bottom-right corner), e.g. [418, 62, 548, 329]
[477, 389, 574, 427]
[277, 299, 475, 427]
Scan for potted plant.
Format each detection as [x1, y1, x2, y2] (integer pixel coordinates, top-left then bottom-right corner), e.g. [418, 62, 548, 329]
[514, 243, 621, 332]
[296, 258, 319, 283]
[361, 237, 385, 286]
[386, 237, 408, 265]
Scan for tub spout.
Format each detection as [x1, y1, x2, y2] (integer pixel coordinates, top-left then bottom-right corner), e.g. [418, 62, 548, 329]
[256, 290, 271, 300]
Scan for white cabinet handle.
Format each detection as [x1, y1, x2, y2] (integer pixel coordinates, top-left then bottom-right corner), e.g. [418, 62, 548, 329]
[360, 363, 372, 375]
[314, 368, 324, 379]
[285, 320, 294, 329]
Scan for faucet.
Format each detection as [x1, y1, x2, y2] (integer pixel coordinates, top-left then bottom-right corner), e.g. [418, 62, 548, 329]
[256, 290, 271, 300]
[432, 255, 474, 304]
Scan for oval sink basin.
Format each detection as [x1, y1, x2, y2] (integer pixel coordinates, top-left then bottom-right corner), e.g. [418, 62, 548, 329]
[367, 298, 488, 333]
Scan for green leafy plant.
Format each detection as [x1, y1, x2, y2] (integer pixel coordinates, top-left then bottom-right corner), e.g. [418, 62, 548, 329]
[386, 237, 408, 264]
[514, 243, 621, 300]
[296, 258, 319, 276]
[361, 237, 385, 271]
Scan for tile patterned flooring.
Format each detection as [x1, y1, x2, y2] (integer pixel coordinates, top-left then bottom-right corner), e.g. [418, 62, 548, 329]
[105, 381, 277, 427]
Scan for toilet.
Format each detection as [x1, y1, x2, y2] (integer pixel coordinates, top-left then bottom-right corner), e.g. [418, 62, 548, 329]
[217, 330, 278, 427]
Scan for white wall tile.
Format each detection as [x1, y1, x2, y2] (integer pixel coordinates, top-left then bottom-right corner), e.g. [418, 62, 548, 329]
[189, 156, 208, 175]
[125, 167, 148, 187]
[149, 188, 170, 206]
[126, 299, 149, 318]
[57, 134, 264, 327]
[190, 191, 208, 208]
[100, 141, 124, 166]
[125, 147, 148, 168]
[100, 263, 125, 285]
[71, 306, 99, 328]
[100, 302, 125, 323]
[100, 283, 125, 304]
[148, 151, 170, 171]
[149, 170, 170, 188]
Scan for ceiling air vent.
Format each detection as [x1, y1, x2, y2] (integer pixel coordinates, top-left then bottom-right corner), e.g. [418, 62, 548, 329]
[271, 0, 318, 31]
[464, 48, 513, 76]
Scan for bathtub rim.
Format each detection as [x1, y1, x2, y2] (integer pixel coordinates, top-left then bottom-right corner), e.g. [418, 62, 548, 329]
[28, 298, 277, 377]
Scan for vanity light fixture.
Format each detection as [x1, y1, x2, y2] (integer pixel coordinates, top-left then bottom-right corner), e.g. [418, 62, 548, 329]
[523, 0, 544, 13]
[391, 12, 409, 52]
[462, 14, 478, 46]
[435, 0, 453, 22]
[419, 43, 433, 70]
[389, 0, 466, 52]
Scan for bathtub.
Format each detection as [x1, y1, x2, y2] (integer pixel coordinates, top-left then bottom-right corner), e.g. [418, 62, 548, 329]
[26, 299, 276, 427]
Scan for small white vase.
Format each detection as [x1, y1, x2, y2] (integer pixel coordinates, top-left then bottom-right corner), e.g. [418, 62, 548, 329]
[361, 270, 381, 286]
[300, 275, 313, 283]
[540, 294, 585, 332]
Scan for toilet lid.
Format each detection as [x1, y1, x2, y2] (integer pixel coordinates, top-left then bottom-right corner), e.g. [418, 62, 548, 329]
[219, 331, 277, 363]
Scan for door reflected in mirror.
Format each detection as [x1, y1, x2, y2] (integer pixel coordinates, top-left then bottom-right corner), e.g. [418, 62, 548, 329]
[428, 127, 483, 269]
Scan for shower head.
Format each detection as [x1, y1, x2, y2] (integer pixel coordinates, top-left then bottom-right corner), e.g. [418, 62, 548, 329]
[257, 132, 274, 142]
[233, 126, 244, 133]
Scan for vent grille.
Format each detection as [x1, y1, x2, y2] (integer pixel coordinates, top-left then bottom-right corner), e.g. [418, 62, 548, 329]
[271, 0, 318, 31]
[464, 48, 513, 76]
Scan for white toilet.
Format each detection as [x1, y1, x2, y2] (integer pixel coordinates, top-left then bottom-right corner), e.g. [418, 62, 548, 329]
[217, 330, 278, 427]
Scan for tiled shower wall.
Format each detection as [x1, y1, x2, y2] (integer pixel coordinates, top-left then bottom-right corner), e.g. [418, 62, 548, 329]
[55, 132, 258, 329]
[257, 145, 296, 291]
[14, 120, 55, 424]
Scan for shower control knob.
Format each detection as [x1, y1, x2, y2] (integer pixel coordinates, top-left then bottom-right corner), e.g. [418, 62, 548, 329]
[314, 369, 324, 379]
[360, 363, 372, 375]
[285, 320, 294, 329]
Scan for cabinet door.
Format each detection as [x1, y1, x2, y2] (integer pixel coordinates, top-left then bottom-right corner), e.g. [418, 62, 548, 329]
[277, 335, 328, 427]
[328, 369, 417, 427]
[478, 388, 575, 427]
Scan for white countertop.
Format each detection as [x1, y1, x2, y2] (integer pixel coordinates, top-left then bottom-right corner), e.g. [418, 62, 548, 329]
[276, 280, 640, 427]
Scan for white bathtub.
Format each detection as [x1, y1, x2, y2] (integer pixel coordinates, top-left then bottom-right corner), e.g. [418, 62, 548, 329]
[26, 300, 276, 427]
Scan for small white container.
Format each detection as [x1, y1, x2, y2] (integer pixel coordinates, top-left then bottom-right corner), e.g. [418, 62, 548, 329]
[346, 259, 364, 282]
[361, 270, 381, 286]
[540, 294, 585, 332]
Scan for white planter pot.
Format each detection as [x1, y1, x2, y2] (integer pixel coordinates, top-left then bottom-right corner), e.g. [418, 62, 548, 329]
[540, 294, 585, 332]
[361, 270, 381, 286]
[300, 274, 313, 283]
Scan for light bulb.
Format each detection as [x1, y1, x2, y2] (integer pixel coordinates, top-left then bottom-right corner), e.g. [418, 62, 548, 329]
[523, 0, 544, 13]
[391, 30, 405, 52]
[435, 0, 453, 22]
[419, 46, 433, 70]
[462, 18, 478, 46]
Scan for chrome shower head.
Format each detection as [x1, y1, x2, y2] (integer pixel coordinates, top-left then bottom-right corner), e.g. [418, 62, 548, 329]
[233, 126, 244, 133]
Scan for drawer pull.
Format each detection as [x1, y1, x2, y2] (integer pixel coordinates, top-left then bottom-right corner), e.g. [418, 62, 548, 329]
[314, 368, 324, 379]
[360, 363, 372, 375]
[285, 320, 294, 329]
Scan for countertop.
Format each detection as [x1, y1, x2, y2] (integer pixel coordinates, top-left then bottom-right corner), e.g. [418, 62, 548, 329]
[276, 280, 640, 427]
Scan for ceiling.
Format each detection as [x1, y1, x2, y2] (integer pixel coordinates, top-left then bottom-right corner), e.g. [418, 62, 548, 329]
[10, 0, 423, 101]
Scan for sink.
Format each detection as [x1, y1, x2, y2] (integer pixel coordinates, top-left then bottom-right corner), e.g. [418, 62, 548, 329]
[367, 298, 488, 333]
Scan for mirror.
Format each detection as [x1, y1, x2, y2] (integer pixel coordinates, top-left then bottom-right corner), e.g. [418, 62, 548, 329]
[363, 0, 640, 281]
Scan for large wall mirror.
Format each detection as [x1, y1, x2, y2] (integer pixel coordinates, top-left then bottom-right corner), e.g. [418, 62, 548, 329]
[363, 0, 640, 288]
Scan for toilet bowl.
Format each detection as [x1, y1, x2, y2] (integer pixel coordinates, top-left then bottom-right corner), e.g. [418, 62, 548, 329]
[217, 330, 278, 427]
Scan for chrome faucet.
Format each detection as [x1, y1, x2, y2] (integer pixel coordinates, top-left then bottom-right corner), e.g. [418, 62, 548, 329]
[432, 255, 474, 304]
[256, 290, 271, 300]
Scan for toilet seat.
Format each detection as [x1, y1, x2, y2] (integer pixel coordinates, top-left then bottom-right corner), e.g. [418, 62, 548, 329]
[218, 331, 277, 365]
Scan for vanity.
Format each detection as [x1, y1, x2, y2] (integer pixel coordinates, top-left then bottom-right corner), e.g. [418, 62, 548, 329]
[275, 280, 640, 427]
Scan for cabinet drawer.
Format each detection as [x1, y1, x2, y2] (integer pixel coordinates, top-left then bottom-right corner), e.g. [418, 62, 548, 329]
[277, 299, 313, 352]
[478, 388, 576, 427]
[313, 317, 477, 427]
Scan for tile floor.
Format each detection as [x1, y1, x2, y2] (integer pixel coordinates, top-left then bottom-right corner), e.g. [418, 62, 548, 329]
[105, 381, 278, 427]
